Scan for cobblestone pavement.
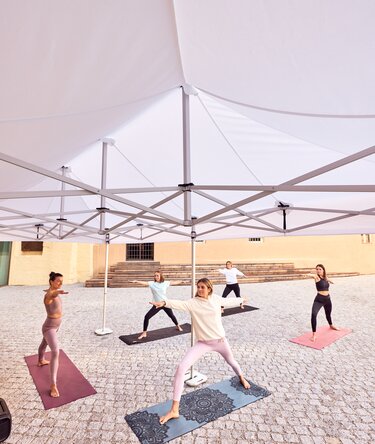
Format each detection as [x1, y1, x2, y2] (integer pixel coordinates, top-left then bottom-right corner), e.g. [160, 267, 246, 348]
[1, 275, 374, 444]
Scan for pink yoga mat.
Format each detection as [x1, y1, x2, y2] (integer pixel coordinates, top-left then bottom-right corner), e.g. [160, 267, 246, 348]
[24, 349, 96, 409]
[289, 326, 352, 350]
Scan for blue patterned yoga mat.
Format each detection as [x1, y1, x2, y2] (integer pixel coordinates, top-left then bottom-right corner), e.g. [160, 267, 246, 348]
[125, 376, 270, 443]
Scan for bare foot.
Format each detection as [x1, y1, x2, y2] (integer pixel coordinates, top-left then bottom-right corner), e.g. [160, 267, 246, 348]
[37, 359, 50, 367]
[159, 410, 179, 424]
[176, 325, 183, 332]
[330, 325, 340, 331]
[239, 375, 250, 389]
[50, 384, 60, 398]
[240, 303, 244, 309]
[310, 334, 316, 342]
[137, 332, 147, 340]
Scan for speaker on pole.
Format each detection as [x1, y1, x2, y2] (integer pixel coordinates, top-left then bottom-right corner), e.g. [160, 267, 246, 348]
[0, 398, 11, 443]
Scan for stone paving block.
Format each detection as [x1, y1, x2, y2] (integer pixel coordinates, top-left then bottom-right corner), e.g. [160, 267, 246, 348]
[300, 436, 316, 444]
[312, 437, 326, 444]
[271, 432, 284, 442]
[1, 276, 375, 444]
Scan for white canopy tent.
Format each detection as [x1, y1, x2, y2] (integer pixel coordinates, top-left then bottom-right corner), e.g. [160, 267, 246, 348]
[1, 0, 375, 243]
[1, 0, 374, 371]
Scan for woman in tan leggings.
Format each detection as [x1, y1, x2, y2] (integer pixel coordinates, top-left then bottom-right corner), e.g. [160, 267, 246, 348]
[37, 272, 68, 397]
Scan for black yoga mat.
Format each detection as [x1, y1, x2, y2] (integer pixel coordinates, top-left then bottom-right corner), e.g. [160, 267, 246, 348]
[119, 323, 191, 345]
[125, 376, 270, 443]
[221, 304, 259, 316]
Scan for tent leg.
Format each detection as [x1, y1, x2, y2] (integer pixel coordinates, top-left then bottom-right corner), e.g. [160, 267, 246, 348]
[184, 226, 207, 387]
[95, 234, 113, 335]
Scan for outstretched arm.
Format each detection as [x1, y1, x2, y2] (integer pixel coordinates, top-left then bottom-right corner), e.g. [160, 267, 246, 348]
[130, 280, 149, 286]
[305, 273, 318, 280]
[150, 299, 190, 312]
[45, 289, 69, 299]
[169, 280, 184, 286]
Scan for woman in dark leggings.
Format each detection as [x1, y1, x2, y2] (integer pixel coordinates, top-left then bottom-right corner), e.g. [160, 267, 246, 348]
[307, 264, 339, 342]
[131, 271, 183, 340]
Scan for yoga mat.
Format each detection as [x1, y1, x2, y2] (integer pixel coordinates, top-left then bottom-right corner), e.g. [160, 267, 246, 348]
[289, 325, 352, 350]
[125, 376, 270, 443]
[222, 305, 259, 316]
[24, 349, 96, 409]
[119, 323, 191, 345]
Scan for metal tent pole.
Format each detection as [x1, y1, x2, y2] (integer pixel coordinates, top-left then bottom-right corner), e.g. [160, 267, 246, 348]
[95, 139, 114, 336]
[57, 166, 69, 237]
[181, 85, 207, 387]
[95, 232, 113, 335]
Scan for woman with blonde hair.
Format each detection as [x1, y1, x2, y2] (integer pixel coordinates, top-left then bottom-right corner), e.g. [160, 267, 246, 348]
[151, 277, 250, 424]
[131, 270, 183, 340]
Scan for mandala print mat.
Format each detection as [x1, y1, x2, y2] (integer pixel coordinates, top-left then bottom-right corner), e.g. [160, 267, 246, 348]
[125, 376, 270, 443]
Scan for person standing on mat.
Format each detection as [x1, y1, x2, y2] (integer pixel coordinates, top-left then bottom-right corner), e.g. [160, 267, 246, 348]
[306, 264, 339, 342]
[218, 261, 247, 310]
[131, 271, 184, 340]
[37, 271, 68, 398]
[151, 277, 250, 424]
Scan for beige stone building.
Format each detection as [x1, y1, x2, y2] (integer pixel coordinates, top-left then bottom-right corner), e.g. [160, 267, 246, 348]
[1, 233, 374, 286]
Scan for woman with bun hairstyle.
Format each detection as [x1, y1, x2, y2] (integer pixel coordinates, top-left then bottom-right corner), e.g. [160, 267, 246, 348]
[306, 264, 339, 342]
[37, 272, 68, 397]
[150, 277, 250, 424]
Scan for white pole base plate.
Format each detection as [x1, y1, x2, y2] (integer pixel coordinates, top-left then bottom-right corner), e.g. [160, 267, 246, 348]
[94, 327, 113, 336]
[184, 370, 208, 387]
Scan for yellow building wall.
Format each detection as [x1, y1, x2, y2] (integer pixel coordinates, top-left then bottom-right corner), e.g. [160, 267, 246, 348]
[154, 234, 375, 274]
[9, 234, 375, 285]
[8, 242, 93, 285]
[92, 244, 126, 275]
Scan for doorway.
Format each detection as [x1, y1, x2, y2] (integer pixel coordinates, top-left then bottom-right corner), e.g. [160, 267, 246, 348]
[0, 242, 11, 286]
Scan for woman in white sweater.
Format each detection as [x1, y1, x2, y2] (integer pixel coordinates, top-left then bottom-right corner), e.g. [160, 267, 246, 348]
[151, 278, 250, 424]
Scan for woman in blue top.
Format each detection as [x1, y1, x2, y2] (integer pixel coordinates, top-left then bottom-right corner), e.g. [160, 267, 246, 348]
[131, 271, 183, 339]
[307, 264, 339, 342]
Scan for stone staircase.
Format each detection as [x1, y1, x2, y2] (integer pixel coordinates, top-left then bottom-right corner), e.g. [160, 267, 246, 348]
[85, 261, 359, 287]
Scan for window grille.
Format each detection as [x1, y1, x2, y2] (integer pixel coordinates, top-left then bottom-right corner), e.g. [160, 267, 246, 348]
[126, 243, 154, 260]
[21, 241, 43, 252]
[361, 234, 372, 244]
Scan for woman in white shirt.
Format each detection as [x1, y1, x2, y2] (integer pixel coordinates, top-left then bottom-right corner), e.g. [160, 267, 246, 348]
[151, 278, 250, 424]
[131, 271, 183, 339]
[218, 261, 246, 309]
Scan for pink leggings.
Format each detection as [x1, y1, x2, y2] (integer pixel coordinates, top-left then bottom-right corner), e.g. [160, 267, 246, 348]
[173, 338, 242, 401]
[38, 317, 62, 385]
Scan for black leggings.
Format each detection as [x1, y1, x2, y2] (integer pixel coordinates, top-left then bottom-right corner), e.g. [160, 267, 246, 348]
[222, 283, 241, 298]
[143, 305, 179, 331]
[311, 294, 333, 332]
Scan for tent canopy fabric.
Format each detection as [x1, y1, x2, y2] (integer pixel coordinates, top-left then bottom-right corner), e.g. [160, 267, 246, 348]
[1, 0, 375, 243]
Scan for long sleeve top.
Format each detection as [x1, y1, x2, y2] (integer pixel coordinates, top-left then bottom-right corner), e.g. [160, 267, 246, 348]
[164, 294, 243, 341]
[218, 267, 245, 284]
